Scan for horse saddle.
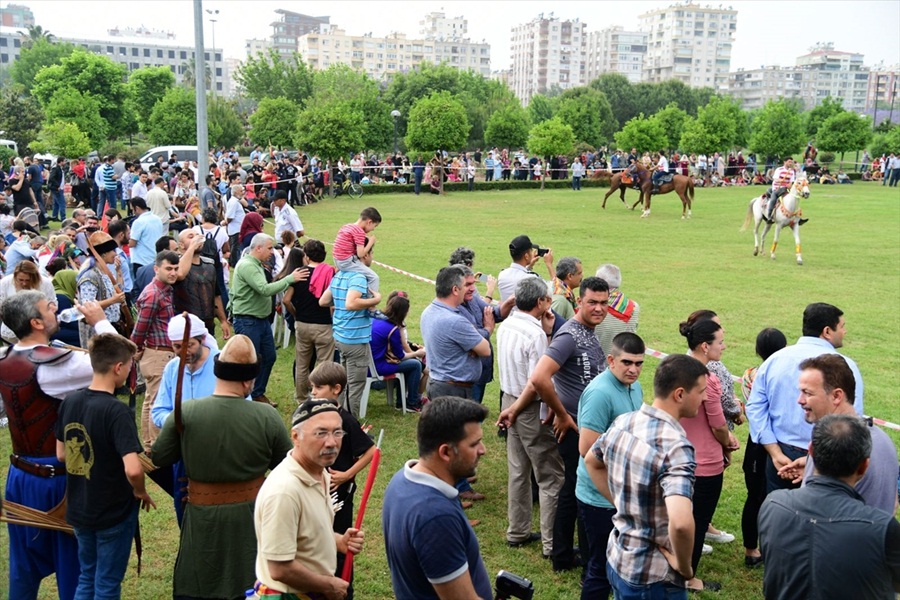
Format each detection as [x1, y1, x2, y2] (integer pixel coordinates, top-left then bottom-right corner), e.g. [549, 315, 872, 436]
[655, 173, 674, 185]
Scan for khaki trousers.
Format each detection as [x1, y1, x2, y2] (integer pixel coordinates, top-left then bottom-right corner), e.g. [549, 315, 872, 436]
[294, 322, 336, 403]
[140, 347, 175, 452]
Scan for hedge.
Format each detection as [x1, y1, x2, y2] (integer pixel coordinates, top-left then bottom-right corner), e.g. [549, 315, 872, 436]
[344, 177, 610, 195]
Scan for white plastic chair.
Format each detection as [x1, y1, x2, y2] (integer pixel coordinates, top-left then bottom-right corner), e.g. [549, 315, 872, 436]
[271, 309, 292, 349]
[359, 348, 407, 418]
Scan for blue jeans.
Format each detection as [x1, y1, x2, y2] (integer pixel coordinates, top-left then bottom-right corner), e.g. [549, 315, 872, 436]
[414, 173, 423, 194]
[51, 189, 66, 220]
[572, 176, 582, 190]
[233, 316, 276, 399]
[73, 503, 139, 600]
[579, 501, 616, 599]
[393, 358, 423, 408]
[607, 564, 687, 600]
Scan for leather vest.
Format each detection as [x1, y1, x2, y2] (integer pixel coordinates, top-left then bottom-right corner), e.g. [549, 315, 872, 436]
[0, 345, 73, 457]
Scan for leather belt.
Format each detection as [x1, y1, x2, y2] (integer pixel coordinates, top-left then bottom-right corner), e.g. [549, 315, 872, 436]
[441, 380, 474, 388]
[187, 477, 265, 506]
[144, 345, 173, 352]
[10, 454, 59, 478]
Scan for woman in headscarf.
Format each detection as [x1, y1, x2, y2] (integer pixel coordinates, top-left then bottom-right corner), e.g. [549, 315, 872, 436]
[239, 212, 264, 253]
[49, 258, 77, 302]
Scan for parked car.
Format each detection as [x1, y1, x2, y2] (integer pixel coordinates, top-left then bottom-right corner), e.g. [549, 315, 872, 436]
[139, 145, 199, 171]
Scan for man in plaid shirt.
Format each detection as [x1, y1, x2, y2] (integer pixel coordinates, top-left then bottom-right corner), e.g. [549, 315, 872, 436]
[132, 250, 179, 452]
[584, 354, 707, 599]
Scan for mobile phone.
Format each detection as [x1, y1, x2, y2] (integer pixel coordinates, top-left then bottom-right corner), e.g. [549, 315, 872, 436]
[537, 248, 549, 257]
[478, 274, 489, 283]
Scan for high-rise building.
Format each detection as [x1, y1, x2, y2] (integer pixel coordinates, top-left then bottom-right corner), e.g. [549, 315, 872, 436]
[0, 25, 229, 94]
[585, 26, 647, 83]
[419, 11, 468, 40]
[298, 25, 490, 80]
[510, 14, 587, 105]
[795, 43, 868, 113]
[0, 3, 34, 28]
[865, 63, 900, 123]
[727, 66, 804, 110]
[245, 38, 271, 58]
[271, 9, 329, 56]
[638, 3, 736, 90]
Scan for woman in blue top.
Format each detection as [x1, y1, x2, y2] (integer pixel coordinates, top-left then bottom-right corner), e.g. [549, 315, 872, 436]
[370, 291, 427, 410]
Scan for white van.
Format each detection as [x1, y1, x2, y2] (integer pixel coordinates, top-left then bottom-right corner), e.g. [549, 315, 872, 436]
[0, 139, 18, 156]
[139, 145, 199, 172]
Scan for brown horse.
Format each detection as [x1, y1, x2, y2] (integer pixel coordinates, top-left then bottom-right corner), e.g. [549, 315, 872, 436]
[621, 162, 695, 219]
[595, 170, 643, 209]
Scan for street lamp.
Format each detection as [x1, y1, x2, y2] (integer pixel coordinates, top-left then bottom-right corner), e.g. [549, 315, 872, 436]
[206, 9, 219, 95]
[391, 110, 401, 155]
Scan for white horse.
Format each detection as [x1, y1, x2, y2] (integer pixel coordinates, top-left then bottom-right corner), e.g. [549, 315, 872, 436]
[741, 177, 810, 265]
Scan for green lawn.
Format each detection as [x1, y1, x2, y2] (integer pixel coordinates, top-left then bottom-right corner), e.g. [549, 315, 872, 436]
[2, 181, 899, 599]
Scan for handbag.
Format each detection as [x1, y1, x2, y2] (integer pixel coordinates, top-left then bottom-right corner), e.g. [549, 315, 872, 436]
[384, 326, 402, 364]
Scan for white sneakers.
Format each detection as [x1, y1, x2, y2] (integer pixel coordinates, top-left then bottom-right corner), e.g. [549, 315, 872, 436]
[701, 544, 713, 555]
[705, 529, 736, 544]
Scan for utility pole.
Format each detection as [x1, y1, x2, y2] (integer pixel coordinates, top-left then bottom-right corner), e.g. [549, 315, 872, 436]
[193, 0, 209, 199]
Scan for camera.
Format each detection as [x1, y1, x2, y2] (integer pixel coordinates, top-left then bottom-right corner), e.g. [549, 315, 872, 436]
[495, 570, 534, 600]
[536, 248, 549, 257]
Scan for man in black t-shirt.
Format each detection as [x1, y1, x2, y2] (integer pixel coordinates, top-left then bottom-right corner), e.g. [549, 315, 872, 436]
[55, 333, 155, 598]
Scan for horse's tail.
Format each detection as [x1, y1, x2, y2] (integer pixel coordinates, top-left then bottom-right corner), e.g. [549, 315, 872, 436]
[688, 178, 695, 202]
[740, 198, 756, 232]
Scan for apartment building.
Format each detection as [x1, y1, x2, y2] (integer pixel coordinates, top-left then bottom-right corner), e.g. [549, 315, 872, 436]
[270, 9, 329, 57]
[510, 14, 587, 104]
[638, 3, 736, 90]
[865, 63, 900, 121]
[585, 26, 647, 83]
[795, 43, 868, 113]
[727, 66, 804, 110]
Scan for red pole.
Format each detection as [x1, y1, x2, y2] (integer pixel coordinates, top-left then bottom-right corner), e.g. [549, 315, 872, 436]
[340, 429, 383, 582]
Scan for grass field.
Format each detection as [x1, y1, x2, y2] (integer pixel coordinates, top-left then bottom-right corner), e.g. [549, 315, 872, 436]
[2, 180, 899, 599]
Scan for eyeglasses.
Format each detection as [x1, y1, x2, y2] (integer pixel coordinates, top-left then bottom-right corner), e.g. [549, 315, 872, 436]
[311, 429, 346, 440]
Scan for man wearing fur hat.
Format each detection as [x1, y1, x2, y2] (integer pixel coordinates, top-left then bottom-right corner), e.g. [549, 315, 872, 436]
[153, 334, 292, 600]
[76, 230, 127, 345]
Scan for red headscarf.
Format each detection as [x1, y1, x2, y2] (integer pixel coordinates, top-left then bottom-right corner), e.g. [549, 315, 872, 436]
[239, 212, 264, 247]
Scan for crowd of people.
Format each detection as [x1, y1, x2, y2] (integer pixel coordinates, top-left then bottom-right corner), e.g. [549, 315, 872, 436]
[0, 141, 898, 600]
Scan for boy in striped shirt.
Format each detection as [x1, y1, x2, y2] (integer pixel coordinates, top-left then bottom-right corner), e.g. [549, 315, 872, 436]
[332, 207, 381, 293]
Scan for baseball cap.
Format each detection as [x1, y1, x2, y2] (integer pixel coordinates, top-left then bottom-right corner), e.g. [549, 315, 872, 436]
[509, 235, 538, 258]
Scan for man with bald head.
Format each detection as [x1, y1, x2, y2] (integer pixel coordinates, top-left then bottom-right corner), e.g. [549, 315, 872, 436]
[152, 334, 292, 600]
[174, 228, 231, 338]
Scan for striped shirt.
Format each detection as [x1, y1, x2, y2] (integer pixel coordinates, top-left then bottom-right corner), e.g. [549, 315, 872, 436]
[772, 166, 795, 190]
[332, 223, 365, 261]
[330, 270, 372, 345]
[593, 403, 695, 587]
[497, 311, 548, 397]
[102, 164, 117, 191]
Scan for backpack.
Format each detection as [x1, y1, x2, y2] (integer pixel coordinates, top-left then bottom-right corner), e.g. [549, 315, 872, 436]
[200, 226, 221, 260]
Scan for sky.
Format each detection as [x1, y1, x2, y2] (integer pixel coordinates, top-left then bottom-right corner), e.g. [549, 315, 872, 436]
[12, 0, 900, 72]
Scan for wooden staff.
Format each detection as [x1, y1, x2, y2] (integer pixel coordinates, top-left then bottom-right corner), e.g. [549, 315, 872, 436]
[85, 236, 135, 333]
[173, 311, 191, 435]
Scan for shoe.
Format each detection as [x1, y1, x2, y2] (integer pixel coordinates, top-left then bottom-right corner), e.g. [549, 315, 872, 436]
[798, 218, 809, 226]
[468, 519, 480, 527]
[461, 501, 473, 509]
[253, 395, 278, 408]
[701, 543, 713, 555]
[688, 580, 722, 593]
[745, 555, 764, 568]
[507, 532, 541, 548]
[705, 529, 735, 544]
[459, 490, 486, 501]
[552, 553, 582, 573]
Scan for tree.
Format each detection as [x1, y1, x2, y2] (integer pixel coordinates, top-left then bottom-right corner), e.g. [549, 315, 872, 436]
[9, 38, 74, 92]
[294, 101, 365, 196]
[32, 49, 131, 137]
[590, 73, 639, 128]
[146, 87, 197, 145]
[0, 85, 44, 154]
[236, 50, 314, 107]
[249, 97, 300, 149]
[405, 91, 470, 155]
[484, 103, 531, 150]
[748, 99, 806, 161]
[311, 65, 392, 152]
[208, 97, 244, 148]
[42, 87, 109, 148]
[816, 112, 872, 168]
[128, 66, 176, 131]
[805, 96, 844, 139]
[20, 25, 54, 47]
[527, 117, 574, 189]
[614, 114, 667, 154]
[651, 102, 689, 151]
[180, 57, 211, 90]
[31, 121, 91, 158]
[555, 87, 617, 147]
[527, 94, 555, 126]
[869, 127, 900, 157]
[678, 96, 740, 155]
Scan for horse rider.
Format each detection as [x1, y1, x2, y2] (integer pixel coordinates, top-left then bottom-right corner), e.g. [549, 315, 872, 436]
[651, 150, 669, 194]
[765, 158, 796, 223]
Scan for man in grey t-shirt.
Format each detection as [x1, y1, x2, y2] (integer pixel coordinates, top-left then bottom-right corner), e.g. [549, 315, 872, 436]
[497, 277, 610, 573]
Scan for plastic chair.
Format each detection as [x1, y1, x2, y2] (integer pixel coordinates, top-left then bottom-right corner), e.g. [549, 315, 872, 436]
[359, 348, 407, 418]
